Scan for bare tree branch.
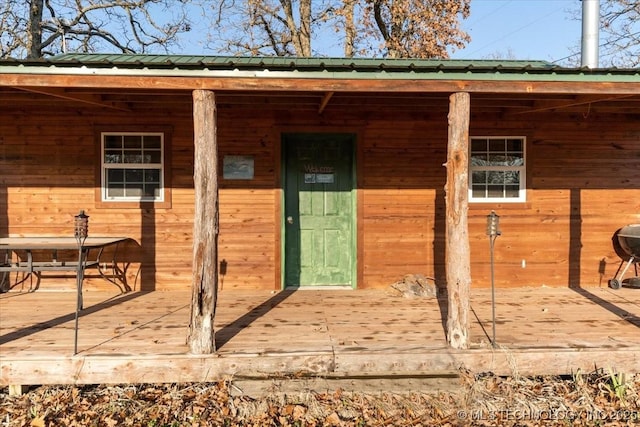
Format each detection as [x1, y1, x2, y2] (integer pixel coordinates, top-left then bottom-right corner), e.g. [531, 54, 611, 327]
[364, 0, 470, 58]
[1, 0, 193, 59]
[207, 0, 469, 58]
[600, 0, 640, 66]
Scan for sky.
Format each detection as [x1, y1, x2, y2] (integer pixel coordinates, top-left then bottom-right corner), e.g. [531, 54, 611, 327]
[179, 0, 585, 65]
[451, 0, 583, 64]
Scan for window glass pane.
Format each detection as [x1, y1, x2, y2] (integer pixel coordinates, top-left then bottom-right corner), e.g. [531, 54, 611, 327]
[471, 139, 487, 152]
[144, 135, 162, 149]
[488, 139, 505, 152]
[472, 185, 486, 198]
[507, 139, 523, 152]
[104, 150, 122, 163]
[471, 171, 486, 184]
[487, 171, 504, 184]
[488, 154, 509, 165]
[505, 185, 520, 198]
[505, 171, 520, 184]
[124, 135, 142, 148]
[125, 169, 144, 182]
[488, 185, 504, 198]
[124, 153, 143, 164]
[125, 185, 143, 197]
[145, 183, 160, 197]
[104, 135, 122, 149]
[144, 169, 161, 182]
[107, 185, 124, 198]
[470, 154, 488, 165]
[145, 150, 162, 164]
[107, 169, 124, 182]
[505, 154, 524, 166]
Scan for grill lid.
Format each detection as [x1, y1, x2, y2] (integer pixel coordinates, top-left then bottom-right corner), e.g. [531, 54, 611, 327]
[618, 224, 640, 238]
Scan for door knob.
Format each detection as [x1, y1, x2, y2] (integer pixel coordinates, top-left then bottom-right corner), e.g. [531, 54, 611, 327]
[287, 216, 294, 224]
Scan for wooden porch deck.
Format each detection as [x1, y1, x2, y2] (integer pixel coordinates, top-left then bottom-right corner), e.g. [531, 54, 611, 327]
[1, 286, 639, 388]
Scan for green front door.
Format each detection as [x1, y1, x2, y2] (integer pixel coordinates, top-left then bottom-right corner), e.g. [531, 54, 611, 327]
[283, 133, 355, 287]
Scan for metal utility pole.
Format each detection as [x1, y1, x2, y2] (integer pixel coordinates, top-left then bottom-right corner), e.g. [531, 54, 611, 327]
[581, 0, 600, 68]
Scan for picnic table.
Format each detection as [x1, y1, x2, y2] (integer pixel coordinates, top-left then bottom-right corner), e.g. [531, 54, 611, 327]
[0, 236, 131, 300]
[0, 236, 132, 354]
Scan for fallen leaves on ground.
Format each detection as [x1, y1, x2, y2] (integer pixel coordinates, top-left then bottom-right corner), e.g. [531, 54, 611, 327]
[1, 369, 639, 426]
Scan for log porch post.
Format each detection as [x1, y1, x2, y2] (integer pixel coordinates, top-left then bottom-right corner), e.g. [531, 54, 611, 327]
[445, 92, 472, 349]
[188, 89, 219, 354]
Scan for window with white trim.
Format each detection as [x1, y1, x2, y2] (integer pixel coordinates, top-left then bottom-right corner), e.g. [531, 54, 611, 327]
[101, 132, 164, 202]
[469, 136, 526, 202]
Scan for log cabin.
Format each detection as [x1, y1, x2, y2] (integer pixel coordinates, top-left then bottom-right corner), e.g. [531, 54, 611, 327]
[0, 54, 638, 298]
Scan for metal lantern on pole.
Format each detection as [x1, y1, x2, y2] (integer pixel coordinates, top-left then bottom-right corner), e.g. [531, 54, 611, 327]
[74, 210, 89, 355]
[74, 210, 89, 243]
[486, 211, 501, 238]
[486, 211, 501, 348]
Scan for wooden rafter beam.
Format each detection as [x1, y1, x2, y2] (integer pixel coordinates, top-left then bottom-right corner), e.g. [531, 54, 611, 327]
[510, 94, 635, 115]
[3, 74, 638, 95]
[318, 91, 334, 114]
[13, 86, 132, 112]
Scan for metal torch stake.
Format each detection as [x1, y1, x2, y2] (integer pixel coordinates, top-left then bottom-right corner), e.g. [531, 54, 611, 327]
[74, 210, 89, 355]
[486, 211, 501, 348]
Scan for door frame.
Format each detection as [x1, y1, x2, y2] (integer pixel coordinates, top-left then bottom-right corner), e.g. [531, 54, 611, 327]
[280, 132, 358, 289]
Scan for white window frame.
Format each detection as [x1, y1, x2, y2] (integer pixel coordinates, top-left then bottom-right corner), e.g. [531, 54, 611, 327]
[469, 136, 526, 203]
[101, 132, 165, 202]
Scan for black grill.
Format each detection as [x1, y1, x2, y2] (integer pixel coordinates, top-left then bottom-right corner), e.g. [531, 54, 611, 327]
[609, 224, 640, 289]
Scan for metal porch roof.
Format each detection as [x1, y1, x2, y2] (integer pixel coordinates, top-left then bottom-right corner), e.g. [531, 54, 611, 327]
[1, 54, 639, 83]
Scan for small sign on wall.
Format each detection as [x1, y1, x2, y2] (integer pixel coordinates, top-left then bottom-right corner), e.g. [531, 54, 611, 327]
[303, 165, 335, 184]
[304, 173, 335, 184]
[316, 173, 334, 183]
[223, 155, 254, 180]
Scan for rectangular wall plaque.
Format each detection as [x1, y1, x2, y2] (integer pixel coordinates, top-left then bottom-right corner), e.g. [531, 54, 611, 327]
[223, 155, 254, 180]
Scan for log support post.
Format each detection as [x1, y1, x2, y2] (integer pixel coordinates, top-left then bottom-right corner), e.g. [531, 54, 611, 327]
[445, 92, 472, 350]
[188, 89, 219, 354]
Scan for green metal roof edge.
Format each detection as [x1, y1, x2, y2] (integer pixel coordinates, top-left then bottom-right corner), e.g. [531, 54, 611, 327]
[1, 53, 639, 82]
[11, 53, 560, 70]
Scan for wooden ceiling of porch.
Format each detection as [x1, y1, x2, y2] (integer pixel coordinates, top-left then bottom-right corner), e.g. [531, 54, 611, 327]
[2, 85, 640, 116]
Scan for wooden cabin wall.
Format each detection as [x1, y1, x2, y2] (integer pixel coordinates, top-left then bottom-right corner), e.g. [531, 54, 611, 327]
[219, 106, 639, 290]
[216, 112, 280, 290]
[0, 100, 283, 292]
[468, 110, 639, 288]
[1, 98, 638, 292]
[219, 106, 638, 290]
[358, 113, 447, 289]
[0, 100, 198, 291]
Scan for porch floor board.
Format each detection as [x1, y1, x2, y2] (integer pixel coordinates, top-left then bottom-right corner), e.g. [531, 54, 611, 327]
[1, 286, 639, 387]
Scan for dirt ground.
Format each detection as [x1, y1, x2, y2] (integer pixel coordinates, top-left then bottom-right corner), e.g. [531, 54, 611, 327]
[1, 369, 639, 426]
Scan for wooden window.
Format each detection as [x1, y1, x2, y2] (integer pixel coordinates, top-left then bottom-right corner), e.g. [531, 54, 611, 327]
[469, 136, 526, 203]
[101, 132, 165, 203]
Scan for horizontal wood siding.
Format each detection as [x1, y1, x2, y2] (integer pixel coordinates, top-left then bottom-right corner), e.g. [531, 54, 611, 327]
[468, 111, 639, 288]
[217, 112, 279, 290]
[0, 103, 197, 291]
[1, 98, 638, 291]
[359, 115, 447, 289]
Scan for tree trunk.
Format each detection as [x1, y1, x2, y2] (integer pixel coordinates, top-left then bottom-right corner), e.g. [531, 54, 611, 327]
[188, 90, 219, 354]
[27, 0, 44, 58]
[280, 0, 312, 56]
[445, 92, 471, 350]
[342, 0, 356, 57]
[298, 0, 312, 56]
